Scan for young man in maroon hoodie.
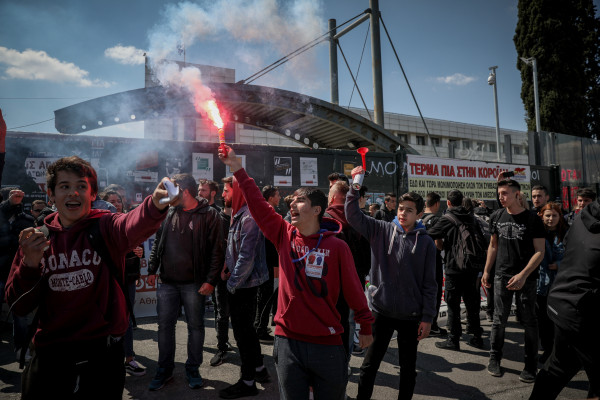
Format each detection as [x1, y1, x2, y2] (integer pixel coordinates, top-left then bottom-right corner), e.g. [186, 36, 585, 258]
[5, 156, 173, 399]
[218, 146, 374, 400]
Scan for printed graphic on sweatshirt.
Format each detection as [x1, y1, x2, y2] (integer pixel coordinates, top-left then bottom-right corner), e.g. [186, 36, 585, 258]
[40, 250, 102, 291]
[495, 221, 526, 241]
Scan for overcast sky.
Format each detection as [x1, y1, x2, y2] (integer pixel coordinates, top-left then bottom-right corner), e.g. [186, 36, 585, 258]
[1, 0, 597, 139]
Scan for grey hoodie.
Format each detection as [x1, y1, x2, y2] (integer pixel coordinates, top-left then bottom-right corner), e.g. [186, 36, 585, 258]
[345, 188, 438, 323]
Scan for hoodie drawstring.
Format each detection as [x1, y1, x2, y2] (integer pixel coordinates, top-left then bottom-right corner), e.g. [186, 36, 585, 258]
[388, 225, 397, 255]
[387, 225, 420, 255]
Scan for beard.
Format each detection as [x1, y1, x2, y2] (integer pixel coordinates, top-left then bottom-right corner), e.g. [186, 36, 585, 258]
[224, 198, 232, 208]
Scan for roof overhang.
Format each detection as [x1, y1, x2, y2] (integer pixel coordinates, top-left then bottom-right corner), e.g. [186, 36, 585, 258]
[54, 83, 415, 153]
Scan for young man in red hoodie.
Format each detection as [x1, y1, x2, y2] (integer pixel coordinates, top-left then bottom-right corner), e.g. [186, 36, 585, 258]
[5, 156, 173, 399]
[218, 146, 374, 400]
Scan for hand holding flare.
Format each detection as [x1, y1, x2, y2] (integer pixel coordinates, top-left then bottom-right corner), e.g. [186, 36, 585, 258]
[352, 147, 369, 190]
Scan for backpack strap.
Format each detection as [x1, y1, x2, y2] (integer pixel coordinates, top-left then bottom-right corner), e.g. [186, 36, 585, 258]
[443, 212, 460, 226]
[87, 218, 136, 326]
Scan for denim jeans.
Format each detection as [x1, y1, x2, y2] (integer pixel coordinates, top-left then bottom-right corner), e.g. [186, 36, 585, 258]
[490, 275, 538, 371]
[274, 336, 347, 400]
[358, 312, 419, 400]
[445, 272, 482, 342]
[214, 278, 230, 351]
[123, 281, 136, 358]
[229, 286, 264, 381]
[156, 281, 206, 370]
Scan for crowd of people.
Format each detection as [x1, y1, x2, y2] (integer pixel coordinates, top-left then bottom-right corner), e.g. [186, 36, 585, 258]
[0, 107, 598, 399]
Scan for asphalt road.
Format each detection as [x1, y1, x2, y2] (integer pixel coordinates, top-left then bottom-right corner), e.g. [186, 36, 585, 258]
[0, 306, 590, 400]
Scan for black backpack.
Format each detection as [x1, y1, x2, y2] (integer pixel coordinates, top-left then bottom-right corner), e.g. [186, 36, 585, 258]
[443, 213, 488, 271]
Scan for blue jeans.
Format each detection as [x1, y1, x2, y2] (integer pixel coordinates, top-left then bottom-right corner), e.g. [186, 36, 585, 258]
[490, 275, 538, 371]
[156, 282, 206, 371]
[274, 336, 347, 400]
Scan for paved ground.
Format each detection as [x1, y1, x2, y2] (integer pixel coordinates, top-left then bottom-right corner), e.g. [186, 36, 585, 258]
[0, 306, 590, 400]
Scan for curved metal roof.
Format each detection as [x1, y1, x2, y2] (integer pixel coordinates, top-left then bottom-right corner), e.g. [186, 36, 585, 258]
[54, 83, 415, 153]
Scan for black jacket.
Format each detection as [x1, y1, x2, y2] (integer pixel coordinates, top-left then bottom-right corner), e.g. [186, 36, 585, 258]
[0, 200, 35, 281]
[427, 207, 480, 274]
[547, 200, 600, 332]
[374, 207, 396, 222]
[149, 198, 224, 286]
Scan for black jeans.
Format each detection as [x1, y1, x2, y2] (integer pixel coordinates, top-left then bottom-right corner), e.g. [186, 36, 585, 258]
[535, 294, 554, 354]
[229, 286, 264, 381]
[432, 253, 444, 328]
[529, 324, 600, 399]
[490, 275, 538, 371]
[445, 271, 483, 342]
[254, 263, 274, 335]
[358, 312, 419, 400]
[214, 278, 230, 351]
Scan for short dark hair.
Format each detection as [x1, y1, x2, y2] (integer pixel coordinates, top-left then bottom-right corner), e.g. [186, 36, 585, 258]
[328, 172, 349, 184]
[46, 156, 98, 196]
[426, 192, 441, 208]
[447, 189, 463, 207]
[221, 176, 233, 186]
[284, 194, 294, 209]
[172, 173, 198, 198]
[262, 185, 279, 201]
[532, 185, 548, 195]
[399, 192, 425, 213]
[462, 197, 474, 213]
[293, 187, 327, 222]
[497, 179, 521, 192]
[199, 179, 219, 194]
[370, 203, 380, 210]
[31, 199, 46, 209]
[359, 185, 368, 198]
[577, 187, 597, 201]
[384, 192, 397, 202]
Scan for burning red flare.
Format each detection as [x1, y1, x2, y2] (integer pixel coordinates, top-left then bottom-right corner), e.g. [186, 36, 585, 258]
[204, 100, 225, 145]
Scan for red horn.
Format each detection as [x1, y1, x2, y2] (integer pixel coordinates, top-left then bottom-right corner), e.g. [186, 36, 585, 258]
[357, 147, 369, 169]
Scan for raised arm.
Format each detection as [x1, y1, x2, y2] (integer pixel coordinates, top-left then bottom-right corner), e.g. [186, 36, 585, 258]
[218, 145, 288, 246]
[345, 166, 385, 241]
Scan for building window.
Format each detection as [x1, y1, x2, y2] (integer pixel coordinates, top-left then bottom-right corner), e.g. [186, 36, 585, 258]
[431, 137, 440, 147]
[477, 142, 486, 151]
[489, 143, 497, 153]
[513, 146, 522, 155]
[416, 136, 426, 146]
[463, 140, 471, 150]
[399, 134, 408, 143]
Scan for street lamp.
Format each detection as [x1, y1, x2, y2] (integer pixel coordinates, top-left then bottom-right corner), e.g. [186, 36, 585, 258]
[488, 66, 501, 161]
[520, 57, 541, 134]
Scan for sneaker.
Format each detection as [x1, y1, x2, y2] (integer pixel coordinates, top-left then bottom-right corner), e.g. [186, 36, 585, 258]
[351, 347, 365, 356]
[219, 379, 259, 399]
[258, 332, 274, 344]
[468, 337, 485, 349]
[255, 367, 270, 383]
[434, 338, 460, 351]
[125, 359, 146, 376]
[148, 368, 173, 391]
[429, 325, 448, 336]
[519, 369, 536, 383]
[186, 368, 204, 389]
[487, 358, 502, 377]
[210, 350, 228, 367]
